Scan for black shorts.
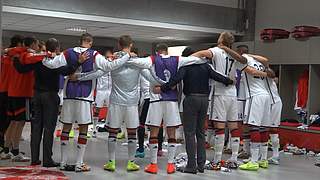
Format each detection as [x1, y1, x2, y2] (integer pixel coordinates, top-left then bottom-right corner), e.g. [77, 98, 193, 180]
[0, 92, 10, 132]
[7, 97, 31, 122]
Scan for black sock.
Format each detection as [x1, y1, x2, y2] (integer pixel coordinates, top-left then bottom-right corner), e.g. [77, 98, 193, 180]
[11, 149, 19, 156]
[0, 136, 4, 148]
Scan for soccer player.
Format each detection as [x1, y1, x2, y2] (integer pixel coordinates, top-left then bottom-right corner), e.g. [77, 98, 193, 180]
[92, 49, 113, 137]
[0, 35, 24, 159]
[127, 43, 206, 174]
[1, 36, 41, 162]
[237, 51, 275, 171]
[42, 33, 132, 172]
[266, 71, 282, 165]
[99, 35, 165, 172]
[192, 32, 247, 169]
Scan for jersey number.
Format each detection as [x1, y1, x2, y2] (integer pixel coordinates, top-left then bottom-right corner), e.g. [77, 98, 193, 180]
[253, 64, 265, 80]
[225, 57, 235, 76]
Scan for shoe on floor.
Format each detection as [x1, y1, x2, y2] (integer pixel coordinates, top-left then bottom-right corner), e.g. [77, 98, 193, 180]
[0, 152, 13, 160]
[258, 160, 269, 169]
[12, 153, 30, 162]
[60, 163, 76, 171]
[180, 167, 197, 174]
[238, 151, 250, 159]
[69, 130, 75, 138]
[116, 132, 125, 139]
[167, 163, 176, 174]
[315, 162, 320, 167]
[239, 161, 259, 171]
[268, 157, 280, 165]
[43, 161, 60, 168]
[145, 163, 158, 174]
[75, 163, 91, 172]
[127, 160, 140, 171]
[135, 149, 145, 158]
[31, 160, 41, 166]
[104, 160, 116, 172]
[225, 160, 239, 169]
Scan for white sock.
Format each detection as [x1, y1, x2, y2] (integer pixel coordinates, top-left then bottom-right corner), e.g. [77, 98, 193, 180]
[76, 144, 87, 166]
[128, 139, 137, 161]
[260, 142, 268, 160]
[93, 117, 99, 132]
[270, 134, 280, 159]
[149, 143, 158, 164]
[60, 140, 69, 165]
[243, 139, 251, 153]
[250, 142, 260, 162]
[214, 134, 225, 163]
[168, 143, 176, 164]
[108, 137, 116, 161]
[206, 129, 215, 145]
[230, 137, 240, 161]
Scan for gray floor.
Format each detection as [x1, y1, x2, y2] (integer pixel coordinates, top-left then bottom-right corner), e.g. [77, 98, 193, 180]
[1, 124, 319, 180]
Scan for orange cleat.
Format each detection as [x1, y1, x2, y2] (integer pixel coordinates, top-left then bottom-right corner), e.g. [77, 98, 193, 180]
[145, 163, 158, 174]
[167, 163, 176, 174]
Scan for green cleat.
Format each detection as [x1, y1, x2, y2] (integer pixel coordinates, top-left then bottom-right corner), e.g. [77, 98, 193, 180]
[117, 132, 125, 139]
[239, 161, 259, 171]
[127, 160, 140, 171]
[69, 129, 75, 138]
[104, 160, 116, 172]
[258, 160, 269, 169]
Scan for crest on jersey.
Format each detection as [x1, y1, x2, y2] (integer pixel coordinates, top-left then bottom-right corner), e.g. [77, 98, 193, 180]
[163, 69, 171, 82]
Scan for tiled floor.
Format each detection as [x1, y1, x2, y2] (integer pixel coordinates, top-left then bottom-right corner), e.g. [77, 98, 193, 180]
[0, 124, 319, 180]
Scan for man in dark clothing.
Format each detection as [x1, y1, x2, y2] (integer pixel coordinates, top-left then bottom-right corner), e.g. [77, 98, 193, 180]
[154, 52, 233, 174]
[13, 38, 89, 167]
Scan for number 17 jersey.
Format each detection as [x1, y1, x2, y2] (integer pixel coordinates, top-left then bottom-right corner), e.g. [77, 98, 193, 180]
[209, 47, 247, 97]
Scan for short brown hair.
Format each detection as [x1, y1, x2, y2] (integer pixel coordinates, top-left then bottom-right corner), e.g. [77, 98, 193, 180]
[80, 33, 93, 44]
[218, 32, 235, 46]
[155, 43, 168, 53]
[119, 35, 133, 48]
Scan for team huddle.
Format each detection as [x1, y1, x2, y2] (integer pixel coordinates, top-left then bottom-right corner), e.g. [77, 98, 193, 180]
[0, 32, 282, 174]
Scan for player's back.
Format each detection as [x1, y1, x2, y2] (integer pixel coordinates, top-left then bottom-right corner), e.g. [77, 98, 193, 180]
[242, 54, 269, 98]
[109, 53, 141, 106]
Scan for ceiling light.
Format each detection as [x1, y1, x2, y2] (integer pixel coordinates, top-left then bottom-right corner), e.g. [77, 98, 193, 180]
[66, 27, 87, 32]
[157, 36, 188, 41]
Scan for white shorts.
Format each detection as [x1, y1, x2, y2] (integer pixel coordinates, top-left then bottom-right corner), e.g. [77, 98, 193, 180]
[146, 101, 181, 127]
[95, 90, 110, 108]
[237, 100, 246, 121]
[106, 103, 139, 129]
[244, 95, 271, 127]
[61, 99, 92, 125]
[210, 96, 238, 122]
[207, 100, 212, 116]
[269, 100, 283, 127]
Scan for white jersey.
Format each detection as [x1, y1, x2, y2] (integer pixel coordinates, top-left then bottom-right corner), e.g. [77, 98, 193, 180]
[209, 47, 247, 97]
[266, 78, 281, 103]
[96, 72, 112, 92]
[242, 54, 269, 98]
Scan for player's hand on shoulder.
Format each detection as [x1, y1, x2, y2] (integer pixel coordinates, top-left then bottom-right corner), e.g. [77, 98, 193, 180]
[78, 51, 90, 63]
[153, 86, 162, 94]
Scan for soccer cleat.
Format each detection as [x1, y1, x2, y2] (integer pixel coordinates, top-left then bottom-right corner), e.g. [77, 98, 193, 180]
[167, 163, 176, 174]
[116, 132, 125, 139]
[239, 161, 259, 171]
[55, 129, 62, 137]
[69, 130, 75, 138]
[268, 157, 280, 165]
[75, 163, 91, 172]
[135, 149, 145, 158]
[145, 163, 158, 174]
[60, 163, 76, 171]
[12, 153, 30, 162]
[127, 160, 140, 171]
[223, 148, 232, 154]
[87, 133, 92, 138]
[258, 160, 269, 169]
[92, 131, 97, 138]
[0, 152, 13, 160]
[104, 160, 116, 172]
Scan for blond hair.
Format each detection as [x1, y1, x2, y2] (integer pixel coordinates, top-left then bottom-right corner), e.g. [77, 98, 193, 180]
[217, 32, 235, 46]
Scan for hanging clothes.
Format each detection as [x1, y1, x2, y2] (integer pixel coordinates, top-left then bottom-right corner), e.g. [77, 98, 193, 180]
[294, 69, 309, 110]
